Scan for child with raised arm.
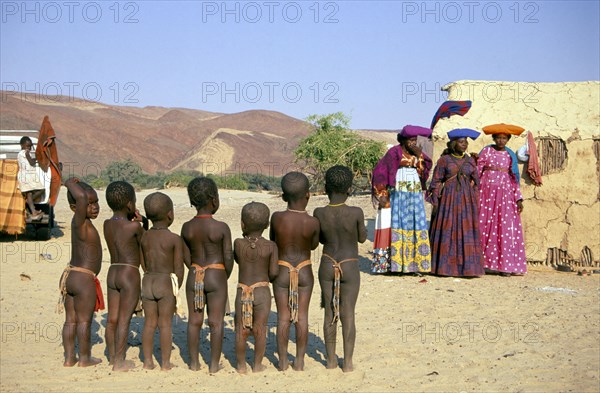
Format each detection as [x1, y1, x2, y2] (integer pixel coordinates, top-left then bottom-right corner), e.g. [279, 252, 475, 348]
[140, 192, 185, 371]
[104, 181, 148, 371]
[58, 178, 103, 367]
[181, 177, 233, 373]
[270, 172, 320, 371]
[313, 166, 367, 372]
[234, 202, 278, 374]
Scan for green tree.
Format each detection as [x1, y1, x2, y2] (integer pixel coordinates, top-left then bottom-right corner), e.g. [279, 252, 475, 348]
[294, 112, 385, 191]
[207, 174, 248, 190]
[163, 170, 202, 188]
[103, 159, 143, 182]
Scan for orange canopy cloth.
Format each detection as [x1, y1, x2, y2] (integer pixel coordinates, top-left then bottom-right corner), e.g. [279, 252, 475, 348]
[35, 116, 61, 206]
[0, 160, 26, 234]
[482, 123, 525, 136]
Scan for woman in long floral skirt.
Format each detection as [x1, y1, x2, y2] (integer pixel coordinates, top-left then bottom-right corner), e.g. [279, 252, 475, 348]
[371, 125, 433, 274]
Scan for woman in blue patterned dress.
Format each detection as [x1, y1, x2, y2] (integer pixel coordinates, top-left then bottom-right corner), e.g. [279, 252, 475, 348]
[371, 125, 433, 274]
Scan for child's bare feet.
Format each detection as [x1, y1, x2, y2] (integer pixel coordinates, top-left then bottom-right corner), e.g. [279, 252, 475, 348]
[189, 361, 201, 371]
[78, 357, 102, 367]
[342, 359, 354, 372]
[236, 363, 248, 374]
[113, 359, 136, 372]
[209, 363, 223, 374]
[277, 358, 289, 371]
[252, 363, 267, 373]
[143, 360, 156, 370]
[292, 358, 304, 371]
[326, 356, 338, 369]
[160, 362, 174, 371]
[63, 357, 78, 367]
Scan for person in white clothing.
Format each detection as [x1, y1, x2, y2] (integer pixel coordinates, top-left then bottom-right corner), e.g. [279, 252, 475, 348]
[17, 136, 45, 220]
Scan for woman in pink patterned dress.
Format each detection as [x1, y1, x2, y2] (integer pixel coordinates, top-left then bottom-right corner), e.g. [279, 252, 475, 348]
[477, 125, 527, 275]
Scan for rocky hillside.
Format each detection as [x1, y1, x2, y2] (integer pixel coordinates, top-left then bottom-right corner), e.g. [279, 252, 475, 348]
[1, 92, 399, 177]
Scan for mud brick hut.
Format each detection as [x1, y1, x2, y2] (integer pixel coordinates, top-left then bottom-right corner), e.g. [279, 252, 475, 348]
[431, 80, 600, 269]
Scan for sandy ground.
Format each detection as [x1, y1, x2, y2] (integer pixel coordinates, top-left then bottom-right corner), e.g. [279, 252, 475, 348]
[1, 187, 598, 393]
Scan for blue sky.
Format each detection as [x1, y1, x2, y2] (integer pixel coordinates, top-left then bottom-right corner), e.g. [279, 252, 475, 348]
[1, 0, 599, 129]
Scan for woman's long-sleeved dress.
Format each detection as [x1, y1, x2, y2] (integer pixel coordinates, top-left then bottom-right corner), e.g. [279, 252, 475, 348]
[428, 154, 484, 277]
[477, 147, 527, 274]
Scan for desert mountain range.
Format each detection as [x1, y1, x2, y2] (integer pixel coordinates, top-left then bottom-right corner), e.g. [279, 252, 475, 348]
[0, 91, 397, 177]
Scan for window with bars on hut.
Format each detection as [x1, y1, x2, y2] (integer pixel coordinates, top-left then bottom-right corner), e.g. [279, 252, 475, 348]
[536, 137, 567, 175]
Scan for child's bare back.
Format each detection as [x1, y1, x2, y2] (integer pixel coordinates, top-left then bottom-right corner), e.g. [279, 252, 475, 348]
[270, 172, 319, 371]
[141, 228, 183, 302]
[234, 202, 278, 373]
[181, 177, 233, 373]
[313, 166, 367, 372]
[104, 181, 146, 371]
[140, 192, 184, 371]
